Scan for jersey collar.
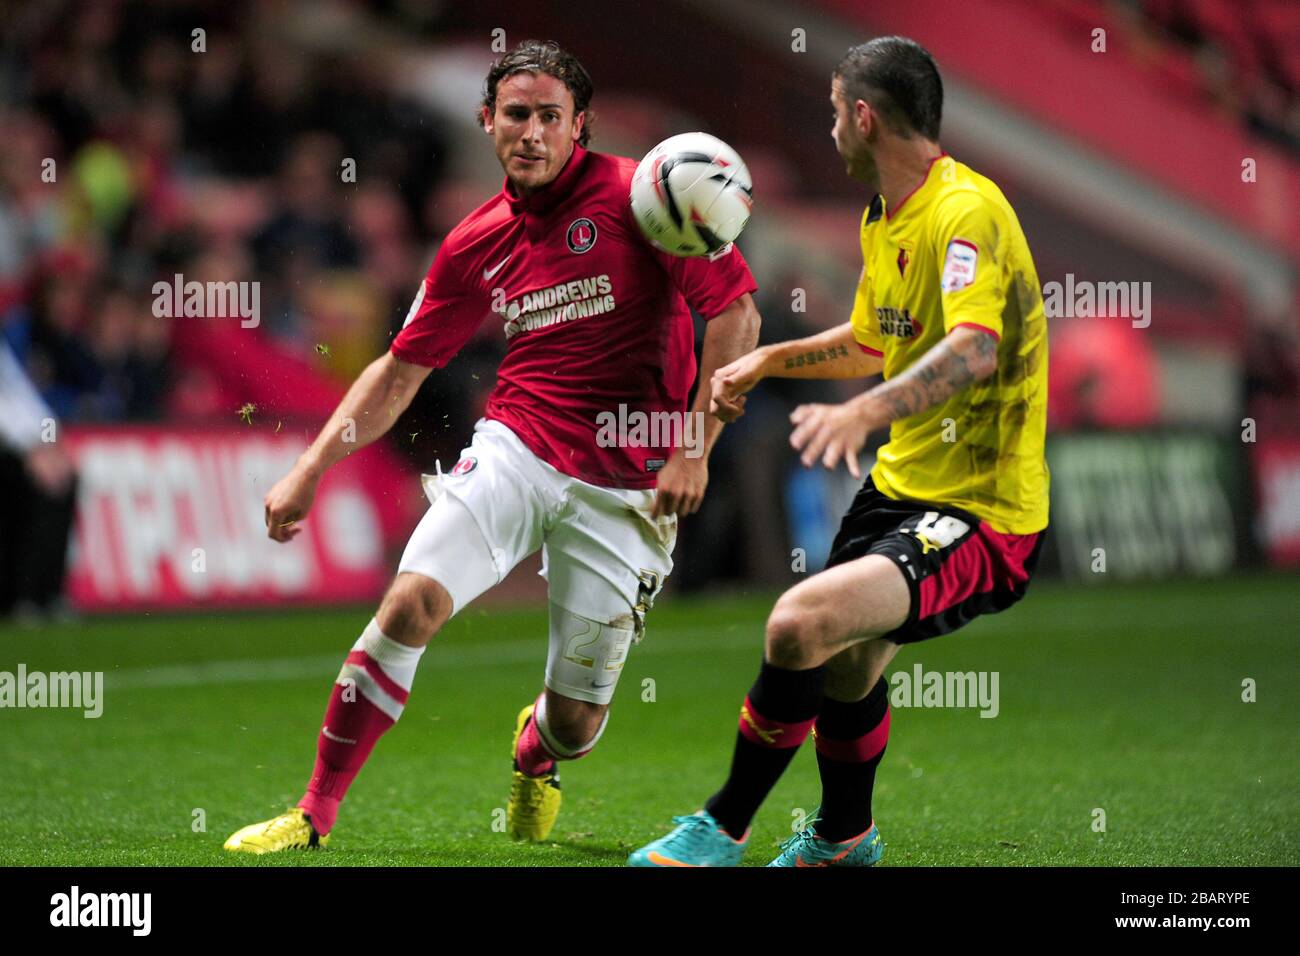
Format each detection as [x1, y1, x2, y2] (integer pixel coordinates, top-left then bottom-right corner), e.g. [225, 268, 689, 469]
[502, 143, 589, 216]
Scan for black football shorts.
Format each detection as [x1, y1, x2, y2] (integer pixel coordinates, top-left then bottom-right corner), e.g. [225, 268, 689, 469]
[825, 477, 1046, 644]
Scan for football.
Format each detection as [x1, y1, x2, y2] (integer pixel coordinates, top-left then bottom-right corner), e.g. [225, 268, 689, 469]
[629, 132, 753, 257]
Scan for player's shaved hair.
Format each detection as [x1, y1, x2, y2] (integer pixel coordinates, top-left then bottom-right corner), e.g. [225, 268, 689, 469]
[479, 39, 595, 147]
[835, 36, 943, 141]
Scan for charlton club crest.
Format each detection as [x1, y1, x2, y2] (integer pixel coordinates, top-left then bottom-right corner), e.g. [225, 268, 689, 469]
[567, 217, 597, 254]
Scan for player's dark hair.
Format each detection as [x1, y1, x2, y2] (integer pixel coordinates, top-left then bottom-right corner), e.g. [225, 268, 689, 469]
[478, 40, 595, 147]
[834, 36, 943, 141]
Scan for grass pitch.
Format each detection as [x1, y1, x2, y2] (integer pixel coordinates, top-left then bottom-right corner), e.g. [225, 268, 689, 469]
[1, 575, 1296, 866]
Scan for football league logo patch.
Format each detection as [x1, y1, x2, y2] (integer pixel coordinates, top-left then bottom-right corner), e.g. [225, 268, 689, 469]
[451, 456, 477, 476]
[941, 239, 978, 292]
[566, 217, 598, 254]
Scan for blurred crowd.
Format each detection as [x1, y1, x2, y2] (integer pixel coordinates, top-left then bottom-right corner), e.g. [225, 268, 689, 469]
[0, 0, 467, 460]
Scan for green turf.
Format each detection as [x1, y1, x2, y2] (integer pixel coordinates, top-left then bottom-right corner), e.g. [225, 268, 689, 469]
[1, 575, 1296, 866]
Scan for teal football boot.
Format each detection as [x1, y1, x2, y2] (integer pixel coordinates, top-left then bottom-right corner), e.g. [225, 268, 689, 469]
[767, 818, 883, 867]
[628, 810, 748, 867]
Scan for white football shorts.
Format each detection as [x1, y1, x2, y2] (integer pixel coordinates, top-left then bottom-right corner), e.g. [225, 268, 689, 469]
[397, 418, 677, 704]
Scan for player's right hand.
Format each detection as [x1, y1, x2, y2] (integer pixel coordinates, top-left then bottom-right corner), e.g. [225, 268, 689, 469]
[710, 350, 766, 422]
[264, 464, 319, 542]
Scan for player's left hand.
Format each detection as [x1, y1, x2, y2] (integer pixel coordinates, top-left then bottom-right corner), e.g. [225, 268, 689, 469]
[790, 400, 872, 478]
[652, 451, 708, 518]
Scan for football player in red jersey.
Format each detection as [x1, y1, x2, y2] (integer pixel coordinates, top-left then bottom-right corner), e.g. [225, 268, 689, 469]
[224, 40, 761, 854]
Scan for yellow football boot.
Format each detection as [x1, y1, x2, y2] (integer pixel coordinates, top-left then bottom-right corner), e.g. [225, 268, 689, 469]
[507, 704, 562, 841]
[223, 807, 329, 854]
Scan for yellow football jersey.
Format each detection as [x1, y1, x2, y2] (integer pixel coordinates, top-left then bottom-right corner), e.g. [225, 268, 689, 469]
[849, 153, 1049, 534]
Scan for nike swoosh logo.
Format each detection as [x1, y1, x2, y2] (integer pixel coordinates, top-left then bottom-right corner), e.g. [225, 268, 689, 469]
[794, 831, 869, 866]
[322, 726, 357, 745]
[483, 255, 511, 281]
[647, 851, 696, 867]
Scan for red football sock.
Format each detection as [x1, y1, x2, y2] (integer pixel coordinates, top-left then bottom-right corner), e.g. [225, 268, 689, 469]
[298, 620, 423, 834]
[514, 708, 557, 777]
[514, 692, 609, 776]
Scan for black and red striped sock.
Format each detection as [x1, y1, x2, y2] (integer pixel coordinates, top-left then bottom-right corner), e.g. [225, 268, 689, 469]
[704, 659, 824, 840]
[813, 676, 891, 842]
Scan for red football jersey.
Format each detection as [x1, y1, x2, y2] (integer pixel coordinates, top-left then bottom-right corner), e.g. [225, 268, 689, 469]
[390, 144, 757, 489]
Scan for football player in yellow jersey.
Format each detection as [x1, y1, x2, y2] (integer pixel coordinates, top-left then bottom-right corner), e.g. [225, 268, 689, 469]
[631, 36, 1049, 867]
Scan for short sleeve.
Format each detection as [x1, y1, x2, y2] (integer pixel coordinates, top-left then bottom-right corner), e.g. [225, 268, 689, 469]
[848, 265, 884, 356]
[652, 240, 757, 319]
[932, 192, 1007, 340]
[390, 239, 486, 368]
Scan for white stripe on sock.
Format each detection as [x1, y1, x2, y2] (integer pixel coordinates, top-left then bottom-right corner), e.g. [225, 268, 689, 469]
[534, 693, 608, 759]
[336, 662, 405, 722]
[356, 618, 424, 691]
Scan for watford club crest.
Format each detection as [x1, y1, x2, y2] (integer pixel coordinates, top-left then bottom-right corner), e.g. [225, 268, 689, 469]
[897, 241, 913, 278]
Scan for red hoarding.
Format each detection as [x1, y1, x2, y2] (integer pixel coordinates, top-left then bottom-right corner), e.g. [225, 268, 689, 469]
[62, 425, 417, 610]
[1253, 437, 1300, 567]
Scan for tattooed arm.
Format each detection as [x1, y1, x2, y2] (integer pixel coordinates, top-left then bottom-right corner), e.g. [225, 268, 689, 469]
[763, 322, 885, 380]
[789, 326, 999, 477]
[710, 321, 883, 423]
[858, 324, 998, 425]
